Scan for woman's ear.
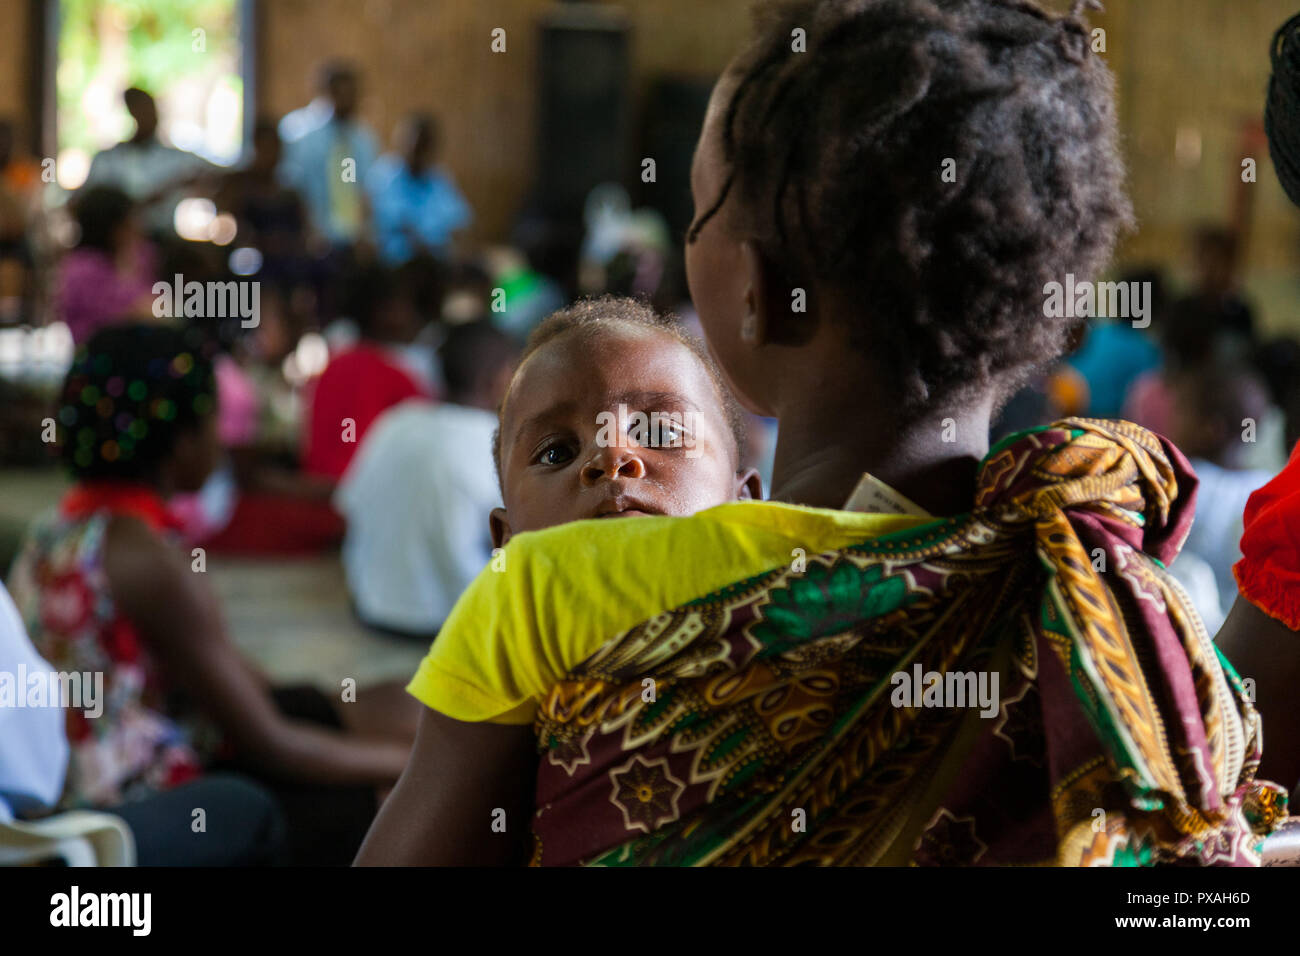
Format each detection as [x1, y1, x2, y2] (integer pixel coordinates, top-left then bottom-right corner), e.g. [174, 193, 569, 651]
[739, 240, 768, 347]
[489, 508, 513, 549]
[741, 240, 817, 347]
[735, 467, 763, 501]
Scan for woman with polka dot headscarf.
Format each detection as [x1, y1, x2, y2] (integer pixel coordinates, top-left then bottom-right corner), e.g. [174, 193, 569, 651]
[7, 323, 415, 864]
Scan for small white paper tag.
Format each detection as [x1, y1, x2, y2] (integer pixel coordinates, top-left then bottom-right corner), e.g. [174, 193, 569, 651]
[842, 472, 932, 517]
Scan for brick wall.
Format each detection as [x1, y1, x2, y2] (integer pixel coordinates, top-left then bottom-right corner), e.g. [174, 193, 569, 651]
[4, 0, 1300, 330]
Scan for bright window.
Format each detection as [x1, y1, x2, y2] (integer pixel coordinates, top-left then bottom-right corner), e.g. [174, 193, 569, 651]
[55, 0, 246, 190]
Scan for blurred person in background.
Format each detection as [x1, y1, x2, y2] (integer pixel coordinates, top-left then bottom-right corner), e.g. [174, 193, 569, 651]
[301, 262, 433, 481]
[278, 61, 377, 252]
[168, 287, 348, 557]
[1164, 360, 1276, 632]
[0, 578, 289, 866]
[336, 320, 519, 640]
[367, 112, 472, 266]
[1064, 267, 1165, 419]
[6, 324, 415, 864]
[1176, 225, 1256, 342]
[214, 119, 311, 285]
[54, 186, 158, 344]
[83, 88, 218, 239]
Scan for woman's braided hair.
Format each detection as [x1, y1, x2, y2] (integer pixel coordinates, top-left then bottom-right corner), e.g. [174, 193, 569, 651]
[1267, 12, 1300, 207]
[690, 0, 1132, 417]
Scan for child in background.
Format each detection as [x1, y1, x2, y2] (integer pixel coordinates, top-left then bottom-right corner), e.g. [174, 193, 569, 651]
[336, 320, 520, 639]
[301, 263, 433, 480]
[54, 186, 158, 343]
[367, 112, 472, 266]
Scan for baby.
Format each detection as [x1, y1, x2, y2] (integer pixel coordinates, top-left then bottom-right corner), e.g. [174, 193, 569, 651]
[489, 295, 761, 546]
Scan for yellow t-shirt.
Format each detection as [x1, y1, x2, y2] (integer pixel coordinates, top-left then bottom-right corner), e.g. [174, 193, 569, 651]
[406, 499, 931, 724]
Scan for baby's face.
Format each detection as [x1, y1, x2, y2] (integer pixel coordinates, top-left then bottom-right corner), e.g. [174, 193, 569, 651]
[493, 326, 758, 545]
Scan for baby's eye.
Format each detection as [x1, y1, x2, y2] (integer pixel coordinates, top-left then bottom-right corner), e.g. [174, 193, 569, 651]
[659, 424, 684, 445]
[642, 420, 691, 449]
[535, 442, 575, 466]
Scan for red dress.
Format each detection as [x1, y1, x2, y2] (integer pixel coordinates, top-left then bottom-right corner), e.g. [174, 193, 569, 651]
[301, 344, 429, 480]
[1233, 439, 1300, 630]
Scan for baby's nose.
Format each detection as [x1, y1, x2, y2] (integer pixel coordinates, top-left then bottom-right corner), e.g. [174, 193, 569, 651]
[581, 446, 647, 484]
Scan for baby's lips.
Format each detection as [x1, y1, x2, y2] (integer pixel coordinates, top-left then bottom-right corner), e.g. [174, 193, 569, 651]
[592, 495, 661, 519]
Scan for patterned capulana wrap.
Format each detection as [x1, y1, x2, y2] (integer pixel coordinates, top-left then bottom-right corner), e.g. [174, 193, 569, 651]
[531, 419, 1288, 866]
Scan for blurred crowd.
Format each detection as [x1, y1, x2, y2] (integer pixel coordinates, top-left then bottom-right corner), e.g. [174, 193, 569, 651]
[994, 226, 1300, 632]
[0, 58, 777, 633]
[1, 61, 1296, 637]
[1, 6, 1299, 867]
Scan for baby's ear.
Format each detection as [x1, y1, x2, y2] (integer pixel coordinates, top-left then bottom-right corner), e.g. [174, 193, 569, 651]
[489, 508, 513, 549]
[735, 467, 763, 501]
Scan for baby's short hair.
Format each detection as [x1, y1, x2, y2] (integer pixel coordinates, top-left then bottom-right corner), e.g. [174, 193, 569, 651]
[493, 295, 749, 486]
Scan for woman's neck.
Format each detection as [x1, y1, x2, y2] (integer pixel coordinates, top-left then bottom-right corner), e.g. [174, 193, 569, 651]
[768, 395, 992, 516]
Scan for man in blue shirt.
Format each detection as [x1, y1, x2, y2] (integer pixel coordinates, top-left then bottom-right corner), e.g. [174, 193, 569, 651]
[367, 113, 472, 265]
[279, 62, 379, 249]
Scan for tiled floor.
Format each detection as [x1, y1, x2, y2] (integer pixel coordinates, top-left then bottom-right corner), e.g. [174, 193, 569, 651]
[1, 468, 425, 691]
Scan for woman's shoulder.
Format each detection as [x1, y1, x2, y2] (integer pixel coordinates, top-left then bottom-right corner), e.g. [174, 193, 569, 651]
[101, 511, 180, 603]
[504, 499, 930, 562]
[485, 500, 932, 625]
[421, 501, 933, 725]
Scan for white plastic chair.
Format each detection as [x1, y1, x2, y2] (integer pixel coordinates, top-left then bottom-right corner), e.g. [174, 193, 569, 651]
[0, 811, 135, 866]
[1263, 817, 1300, 867]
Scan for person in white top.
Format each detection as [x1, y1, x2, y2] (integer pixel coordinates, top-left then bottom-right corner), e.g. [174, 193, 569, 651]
[336, 320, 520, 637]
[1166, 360, 1277, 632]
[0, 581, 68, 821]
[83, 88, 217, 237]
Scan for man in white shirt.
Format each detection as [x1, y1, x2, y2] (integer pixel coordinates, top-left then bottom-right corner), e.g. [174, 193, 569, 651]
[83, 88, 217, 237]
[336, 320, 520, 637]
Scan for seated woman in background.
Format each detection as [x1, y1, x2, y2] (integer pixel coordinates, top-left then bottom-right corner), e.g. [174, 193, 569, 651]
[360, 0, 1282, 867]
[54, 186, 159, 344]
[7, 324, 416, 864]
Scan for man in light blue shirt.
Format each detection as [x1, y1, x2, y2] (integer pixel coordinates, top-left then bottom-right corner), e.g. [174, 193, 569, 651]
[278, 62, 378, 247]
[367, 113, 472, 265]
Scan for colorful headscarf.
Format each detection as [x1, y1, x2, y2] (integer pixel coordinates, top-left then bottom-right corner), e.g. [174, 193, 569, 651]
[531, 419, 1286, 866]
